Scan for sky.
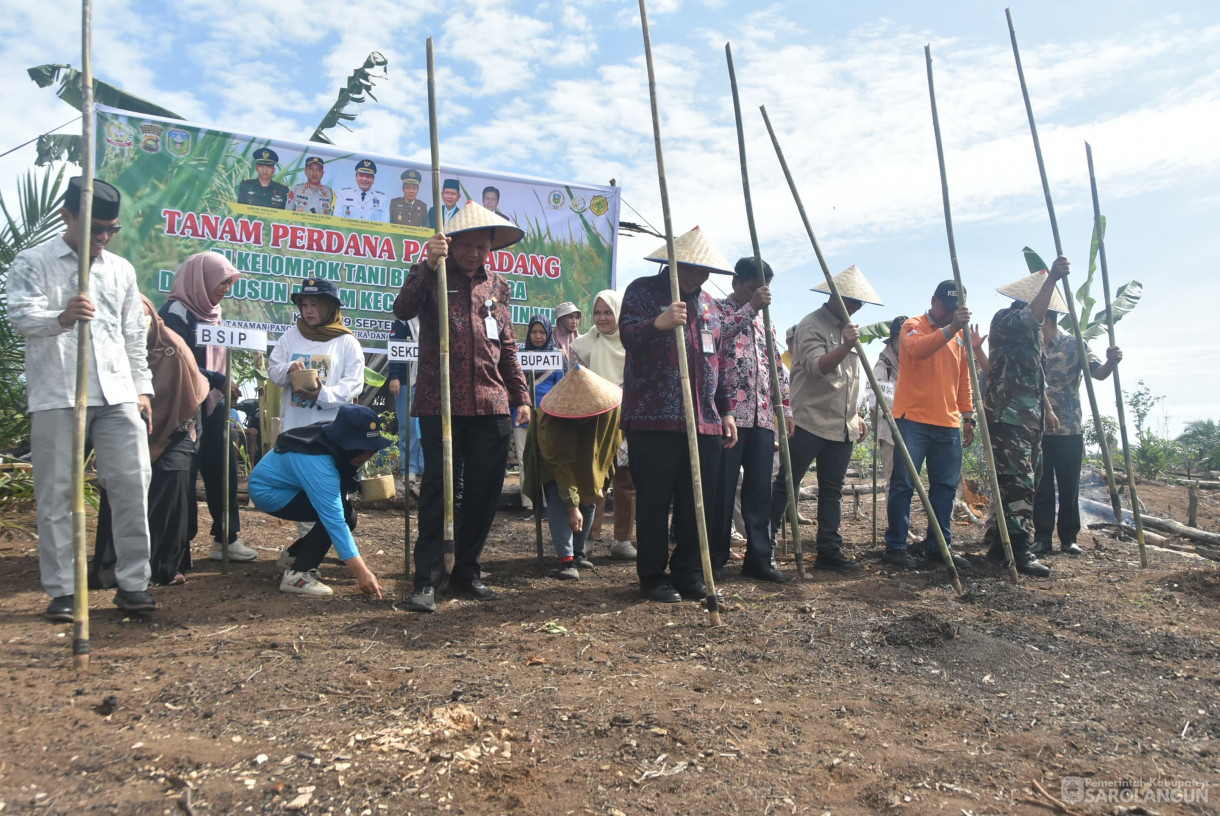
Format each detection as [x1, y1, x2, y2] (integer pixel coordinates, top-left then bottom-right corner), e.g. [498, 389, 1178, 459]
[1, 0, 1217, 435]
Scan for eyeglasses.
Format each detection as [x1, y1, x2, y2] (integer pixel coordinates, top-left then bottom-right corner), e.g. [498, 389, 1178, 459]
[91, 224, 122, 236]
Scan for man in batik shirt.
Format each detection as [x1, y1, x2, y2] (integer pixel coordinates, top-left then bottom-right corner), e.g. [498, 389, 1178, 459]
[713, 256, 792, 583]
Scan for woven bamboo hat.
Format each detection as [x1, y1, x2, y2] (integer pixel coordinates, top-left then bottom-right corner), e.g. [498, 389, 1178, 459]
[644, 226, 733, 275]
[996, 271, 1068, 312]
[539, 365, 622, 419]
[444, 201, 524, 251]
[811, 264, 884, 306]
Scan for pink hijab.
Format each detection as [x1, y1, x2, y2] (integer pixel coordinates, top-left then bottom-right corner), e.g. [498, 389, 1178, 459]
[169, 253, 240, 408]
[169, 252, 239, 325]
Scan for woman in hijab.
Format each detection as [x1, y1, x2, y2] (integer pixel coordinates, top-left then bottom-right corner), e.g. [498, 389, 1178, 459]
[160, 252, 258, 562]
[92, 297, 211, 586]
[515, 314, 565, 519]
[267, 278, 365, 432]
[569, 290, 636, 560]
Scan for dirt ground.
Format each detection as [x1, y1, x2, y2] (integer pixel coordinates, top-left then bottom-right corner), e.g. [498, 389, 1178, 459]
[1, 471, 1218, 816]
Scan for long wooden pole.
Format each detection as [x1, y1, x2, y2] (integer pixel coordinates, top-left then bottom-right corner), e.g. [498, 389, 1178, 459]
[724, 43, 804, 580]
[71, 0, 95, 672]
[760, 106, 964, 595]
[403, 358, 413, 588]
[871, 408, 878, 548]
[529, 371, 544, 561]
[426, 38, 456, 578]
[638, 0, 722, 623]
[1006, 8, 1123, 525]
[219, 355, 232, 574]
[926, 46, 1020, 583]
[1085, 142, 1148, 567]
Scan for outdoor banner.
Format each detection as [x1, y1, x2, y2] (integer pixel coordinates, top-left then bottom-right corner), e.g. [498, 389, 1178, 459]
[94, 105, 620, 348]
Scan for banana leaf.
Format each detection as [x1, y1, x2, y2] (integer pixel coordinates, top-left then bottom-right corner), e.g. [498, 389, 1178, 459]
[858, 319, 894, 345]
[309, 52, 389, 144]
[363, 366, 386, 387]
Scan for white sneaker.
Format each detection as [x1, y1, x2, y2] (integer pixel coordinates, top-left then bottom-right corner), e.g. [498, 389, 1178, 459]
[610, 539, 638, 560]
[210, 538, 258, 561]
[276, 550, 295, 570]
[280, 569, 333, 596]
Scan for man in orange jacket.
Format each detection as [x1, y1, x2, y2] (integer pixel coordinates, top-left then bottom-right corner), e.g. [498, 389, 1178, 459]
[881, 280, 975, 570]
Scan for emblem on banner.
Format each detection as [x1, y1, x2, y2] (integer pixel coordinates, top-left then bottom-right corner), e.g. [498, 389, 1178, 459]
[167, 129, 191, 156]
[589, 195, 608, 217]
[547, 189, 565, 209]
[569, 195, 587, 214]
[140, 123, 163, 154]
[104, 121, 134, 148]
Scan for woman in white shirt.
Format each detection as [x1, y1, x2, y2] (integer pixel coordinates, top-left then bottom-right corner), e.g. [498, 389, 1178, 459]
[269, 278, 365, 432]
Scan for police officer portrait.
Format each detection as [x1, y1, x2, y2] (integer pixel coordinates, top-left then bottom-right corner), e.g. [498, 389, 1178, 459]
[285, 156, 336, 215]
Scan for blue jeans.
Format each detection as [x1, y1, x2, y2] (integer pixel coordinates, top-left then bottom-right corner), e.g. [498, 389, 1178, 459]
[395, 386, 424, 476]
[543, 481, 595, 560]
[884, 418, 961, 552]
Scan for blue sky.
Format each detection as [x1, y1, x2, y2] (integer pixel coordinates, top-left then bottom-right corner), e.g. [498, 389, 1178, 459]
[2, 0, 1217, 434]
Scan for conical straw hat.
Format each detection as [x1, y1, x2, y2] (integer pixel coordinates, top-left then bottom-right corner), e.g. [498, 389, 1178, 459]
[996, 271, 1068, 312]
[644, 226, 733, 275]
[539, 365, 622, 419]
[811, 264, 884, 306]
[443, 201, 525, 251]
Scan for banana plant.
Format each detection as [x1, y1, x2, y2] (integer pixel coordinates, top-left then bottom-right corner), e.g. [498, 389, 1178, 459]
[1022, 216, 1142, 341]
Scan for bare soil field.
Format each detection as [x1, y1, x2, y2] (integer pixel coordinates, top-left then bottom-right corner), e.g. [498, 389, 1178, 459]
[1, 472, 1217, 815]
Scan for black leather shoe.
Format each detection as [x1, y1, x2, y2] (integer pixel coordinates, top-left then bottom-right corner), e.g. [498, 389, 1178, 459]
[675, 579, 724, 603]
[641, 583, 681, 603]
[450, 578, 497, 601]
[920, 550, 971, 571]
[882, 548, 918, 569]
[1014, 553, 1052, 577]
[44, 595, 74, 622]
[114, 589, 157, 613]
[813, 549, 862, 573]
[1030, 540, 1054, 556]
[1061, 541, 1083, 555]
[742, 563, 788, 582]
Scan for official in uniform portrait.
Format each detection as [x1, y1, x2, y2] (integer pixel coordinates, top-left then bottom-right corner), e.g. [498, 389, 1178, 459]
[337, 159, 389, 222]
[286, 156, 336, 215]
[237, 148, 289, 209]
[390, 168, 429, 227]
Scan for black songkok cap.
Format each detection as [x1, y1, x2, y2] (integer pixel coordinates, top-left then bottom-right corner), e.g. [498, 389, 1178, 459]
[64, 177, 121, 220]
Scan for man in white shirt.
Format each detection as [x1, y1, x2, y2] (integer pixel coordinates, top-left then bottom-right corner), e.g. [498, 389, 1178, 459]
[8, 177, 157, 620]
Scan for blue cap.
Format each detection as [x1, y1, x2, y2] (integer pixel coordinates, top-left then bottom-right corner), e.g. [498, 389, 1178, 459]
[304, 156, 325, 169]
[254, 148, 279, 166]
[355, 159, 377, 175]
[442, 178, 460, 192]
[292, 278, 342, 306]
[401, 168, 422, 185]
[322, 405, 393, 452]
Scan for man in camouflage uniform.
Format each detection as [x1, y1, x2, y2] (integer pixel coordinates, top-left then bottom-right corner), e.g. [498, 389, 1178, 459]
[1034, 321, 1122, 555]
[984, 256, 1071, 576]
[285, 157, 336, 215]
[237, 148, 289, 209]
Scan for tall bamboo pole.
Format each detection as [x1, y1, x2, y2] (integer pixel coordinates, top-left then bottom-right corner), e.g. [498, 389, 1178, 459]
[724, 43, 804, 579]
[1085, 142, 1148, 567]
[638, 0, 722, 623]
[926, 46, 1020, 583]
[760, 106, 965, 595]
[71, 0, 95, 672]
[426, 38, 456, 577]
[872, 408, 878, 548]
[1006, 8, 1123, 526]
[403, 358, 414, 588]
[529, 371, 544, 561]
[220, 355, 231, 574]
